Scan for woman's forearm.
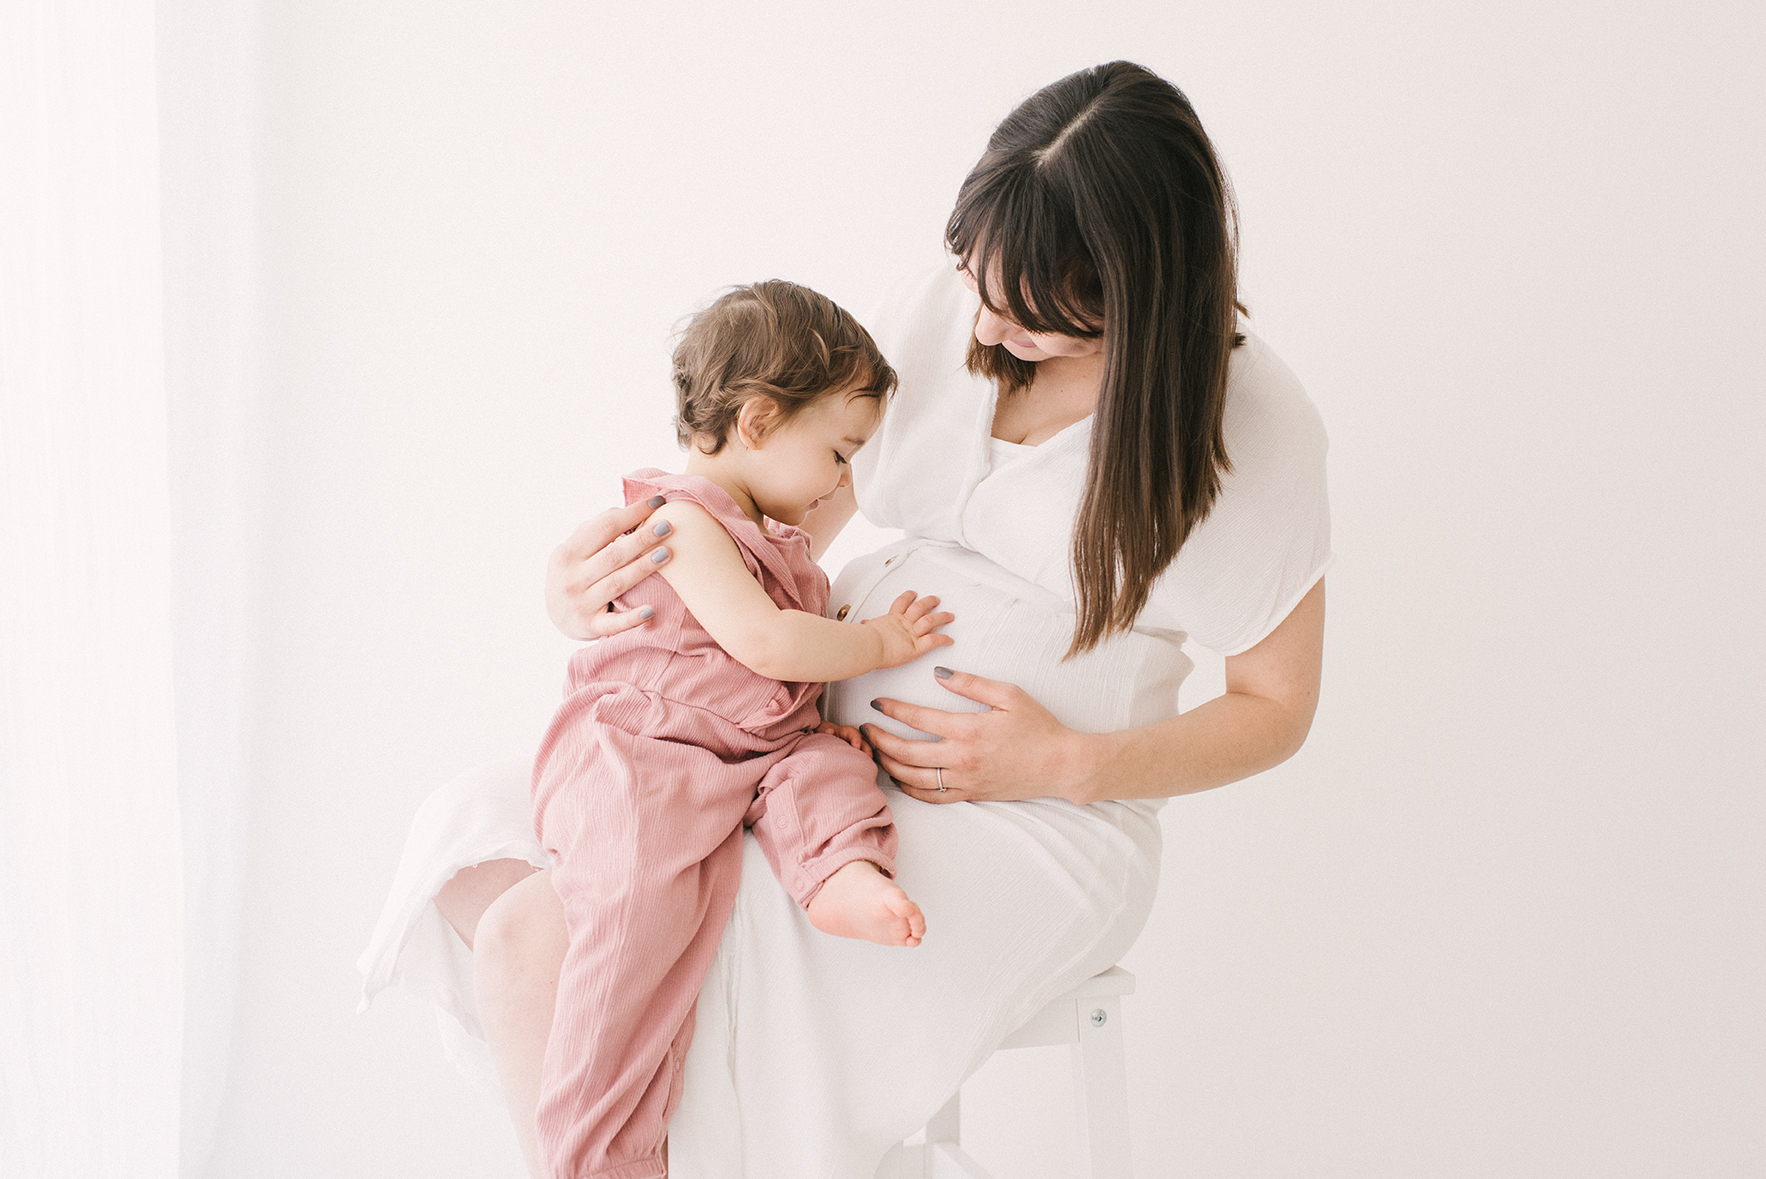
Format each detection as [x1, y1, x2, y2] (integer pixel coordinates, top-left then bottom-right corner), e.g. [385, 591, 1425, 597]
[1064, 581, 1325, 804]
[1063, 689, 1313, 804]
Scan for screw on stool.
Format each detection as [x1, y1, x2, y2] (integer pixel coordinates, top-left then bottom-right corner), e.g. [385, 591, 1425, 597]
[880, 965, 1136, 1179]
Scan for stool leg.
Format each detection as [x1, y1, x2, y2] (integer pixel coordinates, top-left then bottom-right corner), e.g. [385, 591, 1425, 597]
[874, 1141, 909, 1179]
[906, 1089, 996, 1179]
[1071, 995, 1132, 1179]
[925, 1091, 961, 1144]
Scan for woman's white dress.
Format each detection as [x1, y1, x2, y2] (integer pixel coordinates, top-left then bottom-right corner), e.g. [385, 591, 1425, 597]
[358, 264, 1332, 1178]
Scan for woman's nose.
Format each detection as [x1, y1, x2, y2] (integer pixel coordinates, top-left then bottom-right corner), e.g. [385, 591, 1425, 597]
[974, 304, 1018, 347]
[837, 465, 853, 490]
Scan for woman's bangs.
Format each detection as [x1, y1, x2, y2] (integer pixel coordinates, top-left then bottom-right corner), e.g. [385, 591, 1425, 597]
[948, 170, 1101, 340]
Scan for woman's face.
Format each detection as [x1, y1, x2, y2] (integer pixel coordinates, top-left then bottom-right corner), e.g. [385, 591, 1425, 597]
[957, 263, 1103, 363]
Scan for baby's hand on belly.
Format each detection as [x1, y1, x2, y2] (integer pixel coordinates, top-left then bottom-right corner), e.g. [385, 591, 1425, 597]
[857, 591, 956, 669]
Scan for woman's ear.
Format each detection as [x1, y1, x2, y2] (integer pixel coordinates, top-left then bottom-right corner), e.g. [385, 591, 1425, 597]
[735, 398, 781, 451]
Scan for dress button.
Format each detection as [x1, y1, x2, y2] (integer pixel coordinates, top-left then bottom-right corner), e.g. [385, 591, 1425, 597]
[835, 604, 850, 621]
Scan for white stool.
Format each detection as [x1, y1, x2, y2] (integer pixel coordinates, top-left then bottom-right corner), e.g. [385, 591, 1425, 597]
[880, 966, 1136, 1179]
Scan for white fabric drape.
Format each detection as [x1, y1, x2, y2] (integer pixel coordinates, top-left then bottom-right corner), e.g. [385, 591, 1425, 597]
[0, 3, 185, 1175]
[0, 3, 260, 1177]
[156, 2, 262, 1172]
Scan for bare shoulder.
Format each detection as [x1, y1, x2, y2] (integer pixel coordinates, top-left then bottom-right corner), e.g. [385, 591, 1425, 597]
[647, 498, 750, 576]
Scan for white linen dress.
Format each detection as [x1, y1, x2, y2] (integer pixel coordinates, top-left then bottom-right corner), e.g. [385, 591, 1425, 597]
[358, 263, 1332, 1178]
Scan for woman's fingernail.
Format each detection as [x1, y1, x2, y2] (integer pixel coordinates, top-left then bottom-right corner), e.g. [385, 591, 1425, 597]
[933, 666, 954, 679]
[653, 520, 672, 537]
[869, 699, 882, 711]
[647, 495, 666, 508]
[651, 547, 671, 564]
[638, 606, 655, 619]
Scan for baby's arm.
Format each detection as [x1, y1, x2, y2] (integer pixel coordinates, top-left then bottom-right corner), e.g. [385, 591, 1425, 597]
[651, 500, 952, 682]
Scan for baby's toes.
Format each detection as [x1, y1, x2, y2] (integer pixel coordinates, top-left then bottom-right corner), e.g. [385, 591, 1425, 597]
[883, 891, 925, 944]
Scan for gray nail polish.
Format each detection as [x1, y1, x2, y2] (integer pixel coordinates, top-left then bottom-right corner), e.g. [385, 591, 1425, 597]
[638, 606, 655, 620]
[651, 547, 671, 563]
[933, 666, 954, 679]
[653, 520, 672, 537]
[869, 699, 882, 711]
[647, 495, 666, 508]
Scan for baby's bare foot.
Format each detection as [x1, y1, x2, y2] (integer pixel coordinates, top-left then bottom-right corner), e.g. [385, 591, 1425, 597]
[807, 860, 925, 947]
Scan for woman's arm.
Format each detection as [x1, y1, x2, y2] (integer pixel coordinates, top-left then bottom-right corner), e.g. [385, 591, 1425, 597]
[796, 478, 860, 562]
[866, 579, 1325, 804]
[650, 500, 952, 682]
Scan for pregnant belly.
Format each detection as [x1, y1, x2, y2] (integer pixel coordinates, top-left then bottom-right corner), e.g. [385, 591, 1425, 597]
[823, 540, 1191, 742]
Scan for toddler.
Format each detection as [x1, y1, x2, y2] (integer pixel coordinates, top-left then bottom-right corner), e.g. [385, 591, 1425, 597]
[529, 280, 952, 1179]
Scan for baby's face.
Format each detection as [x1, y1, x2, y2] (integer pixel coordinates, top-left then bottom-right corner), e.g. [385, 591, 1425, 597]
[743, 389, 883, 528]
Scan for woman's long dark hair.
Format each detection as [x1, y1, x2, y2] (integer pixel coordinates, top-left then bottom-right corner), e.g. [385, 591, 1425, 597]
[946, 61, 1241, 656]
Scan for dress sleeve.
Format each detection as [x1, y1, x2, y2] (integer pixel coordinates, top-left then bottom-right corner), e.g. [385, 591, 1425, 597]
[1144, 333, 1334, 656]
[851, 261, 982, 535]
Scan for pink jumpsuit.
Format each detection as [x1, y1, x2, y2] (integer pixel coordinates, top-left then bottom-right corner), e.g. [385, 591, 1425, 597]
[530, 470, 897, 1179]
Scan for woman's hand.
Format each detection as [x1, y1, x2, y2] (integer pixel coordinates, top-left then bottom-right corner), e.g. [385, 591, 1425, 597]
[545, 498, 676, 640]
[858, 592, 956, 670]
[863, 667, 1102, 805]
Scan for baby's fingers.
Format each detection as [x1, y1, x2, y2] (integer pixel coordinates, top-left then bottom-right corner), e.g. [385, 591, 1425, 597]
[912, 610, 956, 636]
[901, 594, 942, 622]
[885, 590, 920, 616]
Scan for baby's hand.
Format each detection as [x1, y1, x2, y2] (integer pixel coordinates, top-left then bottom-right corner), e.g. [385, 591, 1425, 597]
[859, 591, 955, 670]
[815, 721, 873, 756]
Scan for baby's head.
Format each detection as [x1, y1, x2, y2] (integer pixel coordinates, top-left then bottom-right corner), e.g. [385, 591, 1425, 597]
[673, 281, 896, 526]
[674, 280, 896, 454]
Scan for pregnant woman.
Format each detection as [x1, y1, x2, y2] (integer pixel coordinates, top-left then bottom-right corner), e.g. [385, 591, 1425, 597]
[359, 60, 1330, 1178]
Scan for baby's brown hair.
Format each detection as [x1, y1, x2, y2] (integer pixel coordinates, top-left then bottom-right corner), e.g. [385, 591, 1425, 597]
[673, 280, 897, 454]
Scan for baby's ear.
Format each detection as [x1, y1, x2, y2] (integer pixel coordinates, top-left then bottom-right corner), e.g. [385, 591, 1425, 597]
[735, 396, 784, 449]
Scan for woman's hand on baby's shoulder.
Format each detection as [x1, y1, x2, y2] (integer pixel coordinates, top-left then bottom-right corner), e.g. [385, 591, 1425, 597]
[545, 498, 675, 640]
[859, 591, 955, 670]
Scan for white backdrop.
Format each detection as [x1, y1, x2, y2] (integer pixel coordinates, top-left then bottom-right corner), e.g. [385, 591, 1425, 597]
[213, 2, 1764, 1177]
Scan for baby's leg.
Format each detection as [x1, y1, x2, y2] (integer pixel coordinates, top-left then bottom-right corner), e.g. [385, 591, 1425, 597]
[532, 715, 757, 1179]
[747, 731, 924, 947]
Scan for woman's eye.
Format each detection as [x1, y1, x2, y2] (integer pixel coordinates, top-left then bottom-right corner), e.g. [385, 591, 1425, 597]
[834, 451, 849, 465]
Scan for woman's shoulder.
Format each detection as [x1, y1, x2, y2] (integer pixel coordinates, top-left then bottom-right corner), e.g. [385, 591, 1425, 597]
[851, 262, 992, 533]
[863, 260, 978, 401]
[1220, 328, 1329, 466]
[1147, 329, 1332, 654]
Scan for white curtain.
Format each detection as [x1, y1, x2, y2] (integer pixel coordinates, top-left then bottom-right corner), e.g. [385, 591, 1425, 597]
[0, 3, 260, 1177]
